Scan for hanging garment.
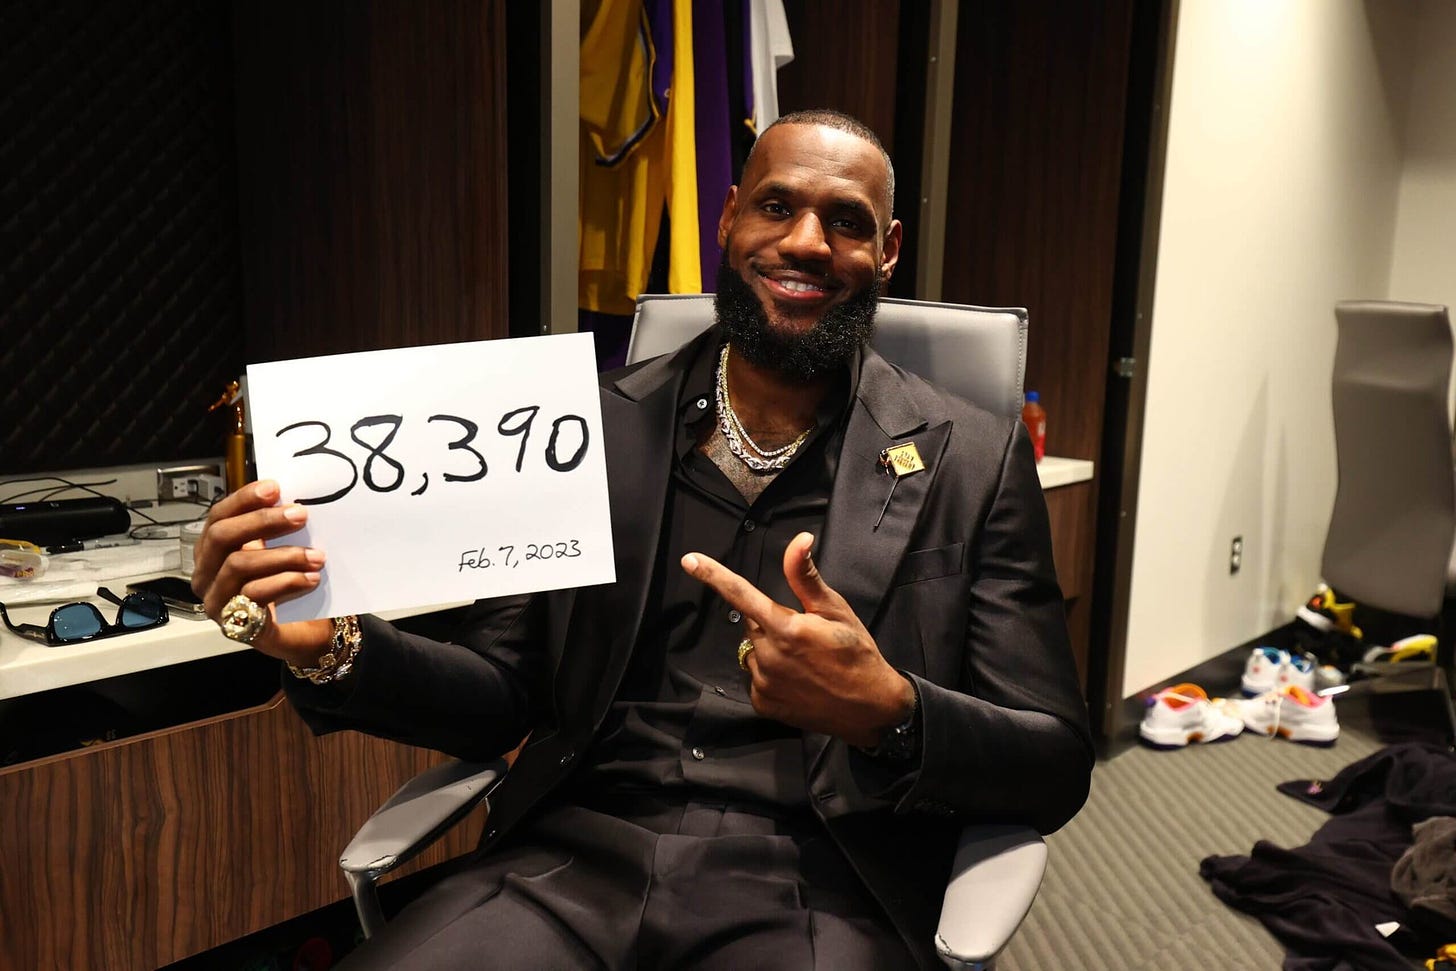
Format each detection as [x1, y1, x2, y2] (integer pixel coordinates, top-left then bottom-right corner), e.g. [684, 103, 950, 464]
[578, 0, 792, 316]
[745, 0, 793, 135]
[579, 0, 671, 315]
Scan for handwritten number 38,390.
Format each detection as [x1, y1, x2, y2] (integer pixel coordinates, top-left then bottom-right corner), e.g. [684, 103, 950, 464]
[277, 411, 589, 506]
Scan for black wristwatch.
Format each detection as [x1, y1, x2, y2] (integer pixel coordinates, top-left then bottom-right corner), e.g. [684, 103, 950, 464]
[863, 675, 921, 762]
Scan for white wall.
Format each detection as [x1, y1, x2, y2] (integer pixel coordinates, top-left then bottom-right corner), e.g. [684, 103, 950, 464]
[1122, 0, 1413, 696]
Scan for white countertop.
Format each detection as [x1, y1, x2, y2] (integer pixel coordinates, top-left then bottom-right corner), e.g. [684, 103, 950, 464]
[0, 576, 244, 700]
[0, 581, 464, 701]
[1036, 455, 1095, 489]
[3, 457, 1095, 701]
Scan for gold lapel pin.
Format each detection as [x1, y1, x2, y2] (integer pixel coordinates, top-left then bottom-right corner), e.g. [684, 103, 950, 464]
[879, 442, 925, 477]
[874, 442, 925, 530]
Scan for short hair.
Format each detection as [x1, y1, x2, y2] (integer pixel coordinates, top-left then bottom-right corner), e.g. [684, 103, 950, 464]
[747, 109, 896, 221]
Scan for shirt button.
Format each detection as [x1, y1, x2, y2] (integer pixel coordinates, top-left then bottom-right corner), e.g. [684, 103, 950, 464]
[713, 685, 726, 696]
[691, 747, 706, 760]
[743, 519, 756, 532]
[728, 609, 742, 624]
[695, 397, 709, 410]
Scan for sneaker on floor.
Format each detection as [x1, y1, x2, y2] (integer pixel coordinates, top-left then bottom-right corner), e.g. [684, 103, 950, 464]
[1139, 683, 1245, 749]
[1278, 651, 1317, 692]
[1361, 633, 1437, 665]
[1239, 685, 1340, 745]
[1296, 583, 1362, 639]
[1240, 647, 1316, 696]
[1241, 646, 1289, 696]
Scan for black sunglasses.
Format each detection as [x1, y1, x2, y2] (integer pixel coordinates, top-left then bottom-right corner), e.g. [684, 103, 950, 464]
[0, 587, 169, 646]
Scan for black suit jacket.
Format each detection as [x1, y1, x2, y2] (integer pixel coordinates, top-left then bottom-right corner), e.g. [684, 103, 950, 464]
[288, 329, 1093, 968]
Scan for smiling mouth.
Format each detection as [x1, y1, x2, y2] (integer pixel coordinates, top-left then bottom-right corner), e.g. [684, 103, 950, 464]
[754, 264, 838, 301]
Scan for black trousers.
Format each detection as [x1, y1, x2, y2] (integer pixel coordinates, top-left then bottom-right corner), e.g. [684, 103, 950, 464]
[340, 801, 915, 970]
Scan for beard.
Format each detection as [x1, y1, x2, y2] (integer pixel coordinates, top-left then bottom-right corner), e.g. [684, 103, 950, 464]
[713, 257, 882, 380]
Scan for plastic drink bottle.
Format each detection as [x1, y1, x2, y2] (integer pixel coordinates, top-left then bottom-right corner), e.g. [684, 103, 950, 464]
[1022, 391, 1046, 462]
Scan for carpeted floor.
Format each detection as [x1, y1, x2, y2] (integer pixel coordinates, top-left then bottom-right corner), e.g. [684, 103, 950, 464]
[999, 719, 1397, 970]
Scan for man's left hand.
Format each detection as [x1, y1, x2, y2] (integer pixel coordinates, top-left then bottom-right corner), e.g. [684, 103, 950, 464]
[681, 531, 914, 748]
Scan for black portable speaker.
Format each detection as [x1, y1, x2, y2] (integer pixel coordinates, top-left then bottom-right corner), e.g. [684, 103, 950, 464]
[0, 497, 132, 546]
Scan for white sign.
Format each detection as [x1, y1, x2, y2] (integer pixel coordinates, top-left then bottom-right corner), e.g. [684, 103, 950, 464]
[247, 333, 615, 623]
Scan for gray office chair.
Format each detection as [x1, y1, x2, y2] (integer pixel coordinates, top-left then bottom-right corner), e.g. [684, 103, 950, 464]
[625, 293, 1028, 420]
[339, 294, 1045, 970]
[1321, 301, 1456, 621]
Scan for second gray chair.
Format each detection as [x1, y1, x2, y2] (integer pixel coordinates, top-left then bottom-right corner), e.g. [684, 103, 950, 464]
[1322, 300, 1456, 621]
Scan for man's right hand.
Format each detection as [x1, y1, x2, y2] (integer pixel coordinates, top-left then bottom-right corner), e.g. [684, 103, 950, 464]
[191, 480, 334, 665]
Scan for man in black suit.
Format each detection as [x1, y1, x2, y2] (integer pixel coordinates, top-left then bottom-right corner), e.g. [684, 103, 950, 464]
[193, 109, 1092, 970]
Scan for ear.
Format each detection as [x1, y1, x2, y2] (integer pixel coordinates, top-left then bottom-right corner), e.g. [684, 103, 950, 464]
[717, 186, 739, 249]
[879, 218, 903, 282]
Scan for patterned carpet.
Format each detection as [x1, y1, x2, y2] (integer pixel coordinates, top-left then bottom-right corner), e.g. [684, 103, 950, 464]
[998, 721, 1390, 970]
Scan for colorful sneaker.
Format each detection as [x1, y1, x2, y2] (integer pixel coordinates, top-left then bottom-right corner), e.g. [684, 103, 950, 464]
[1277, 651, 1317, 692]
[1296, 583, 1362, 639]
[1240, 647, 1317, 696]
[1241, 646, 1288, 696]
[1361, 633, 1437, 665]
[1139, 683, 1245, 748]
[1239, 685, 1340, 745]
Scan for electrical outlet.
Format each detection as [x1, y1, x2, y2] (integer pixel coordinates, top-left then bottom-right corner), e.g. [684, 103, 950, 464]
[1229, 535, 1243, 575]
[157, 465, 224, 503]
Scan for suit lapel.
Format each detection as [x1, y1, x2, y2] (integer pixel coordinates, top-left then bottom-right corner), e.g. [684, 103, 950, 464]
[819, 351, 950, 635]
[807, 351, 950, 781]
[553, 338, 704, 724]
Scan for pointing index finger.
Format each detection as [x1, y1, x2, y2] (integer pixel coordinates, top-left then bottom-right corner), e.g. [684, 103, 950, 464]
[681, 551, 786, 630]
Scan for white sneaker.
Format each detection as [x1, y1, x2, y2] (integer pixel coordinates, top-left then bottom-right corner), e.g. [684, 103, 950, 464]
[1241, 647, 1317, 696]
[1239, 685, 1340, 745]
[1139, 683, 1245, 748]
[1241, 647, 1288, 696]
[1277, 652, 1317, 692]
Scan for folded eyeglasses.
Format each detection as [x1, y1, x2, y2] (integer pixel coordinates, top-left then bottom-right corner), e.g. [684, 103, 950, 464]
[0, 587, 169, 645]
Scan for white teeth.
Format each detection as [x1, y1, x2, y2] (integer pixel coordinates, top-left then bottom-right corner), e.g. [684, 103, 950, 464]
[779, 279, 822, 293]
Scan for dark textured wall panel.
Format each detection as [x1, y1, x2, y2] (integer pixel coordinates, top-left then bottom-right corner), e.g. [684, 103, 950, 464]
[0, 0, 245, 475]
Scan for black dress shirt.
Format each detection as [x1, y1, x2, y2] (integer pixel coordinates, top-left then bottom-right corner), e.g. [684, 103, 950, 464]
[562, 335, 859, 821]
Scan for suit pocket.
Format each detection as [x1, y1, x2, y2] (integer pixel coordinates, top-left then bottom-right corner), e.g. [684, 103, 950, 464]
[890, 542, 964, 586]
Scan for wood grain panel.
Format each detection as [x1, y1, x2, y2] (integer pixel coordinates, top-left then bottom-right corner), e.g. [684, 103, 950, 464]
[941, 0, 1136, 464]
[231, 0, 511, 362]
[776, 1, 902, 148]
[1044, 480, 1095, 600]
[0, 694, 482, 971]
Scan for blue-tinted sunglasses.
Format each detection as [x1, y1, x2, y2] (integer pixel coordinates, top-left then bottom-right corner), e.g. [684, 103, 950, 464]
[0, 587, 169, 645]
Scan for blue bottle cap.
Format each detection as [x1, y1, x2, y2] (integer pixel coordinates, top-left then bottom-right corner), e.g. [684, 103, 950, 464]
[1024, 390, 1040, 403]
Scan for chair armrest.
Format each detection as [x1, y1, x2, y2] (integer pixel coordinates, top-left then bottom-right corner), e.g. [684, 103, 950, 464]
[340, 758, 507, 879]
[934, 824, 1047, 970]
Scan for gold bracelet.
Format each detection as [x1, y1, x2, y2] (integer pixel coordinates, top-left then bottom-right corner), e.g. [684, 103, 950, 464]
[287, 615, 362, 685]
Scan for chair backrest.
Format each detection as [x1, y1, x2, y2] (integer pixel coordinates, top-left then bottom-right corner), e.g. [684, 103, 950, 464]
[625, 293, 1029, 420]
[1322, 300, 1456, 618]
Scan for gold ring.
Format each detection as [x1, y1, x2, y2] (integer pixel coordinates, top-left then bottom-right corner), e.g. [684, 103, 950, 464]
[737, 637, 756, 672]
[219, 593, 268, 644]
